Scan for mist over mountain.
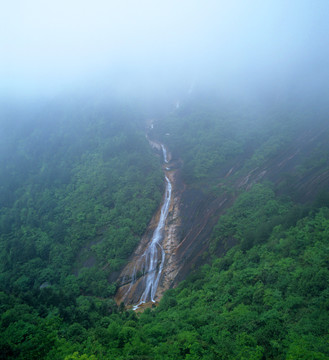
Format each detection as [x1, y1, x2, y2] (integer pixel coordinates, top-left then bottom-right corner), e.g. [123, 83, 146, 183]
[1, 0, 329, 103]
[1, 2, 329, 359]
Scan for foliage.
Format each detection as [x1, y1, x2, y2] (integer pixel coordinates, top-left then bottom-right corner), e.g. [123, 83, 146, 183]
[0, 100, 163, 357]
[1, 97, 329, 359]
[0, 100, 163, 297]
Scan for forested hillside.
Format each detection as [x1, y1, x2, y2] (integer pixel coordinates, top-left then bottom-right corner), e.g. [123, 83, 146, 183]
[0, 97, 329, 359]
[89, 202, 328, 360]
[2, 0, 329, 358]
[0, 99, 164, 358]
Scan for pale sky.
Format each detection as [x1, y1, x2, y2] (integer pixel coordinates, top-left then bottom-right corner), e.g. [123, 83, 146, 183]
[1, 0, 328, 99]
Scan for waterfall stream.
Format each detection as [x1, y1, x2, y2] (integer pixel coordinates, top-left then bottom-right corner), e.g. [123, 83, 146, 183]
[124, 144, 172, 309]
[161, 144, 169, 163]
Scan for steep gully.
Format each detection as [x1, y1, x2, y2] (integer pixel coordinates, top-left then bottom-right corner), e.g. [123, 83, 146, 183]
[115, 123, 329, 309]
[127, 145, 170, 310]
[115, 139, 181, 309]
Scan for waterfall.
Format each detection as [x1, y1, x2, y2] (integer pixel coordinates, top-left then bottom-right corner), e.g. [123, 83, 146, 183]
[123, 144, 172, 309]
[161, 144, 169, 163]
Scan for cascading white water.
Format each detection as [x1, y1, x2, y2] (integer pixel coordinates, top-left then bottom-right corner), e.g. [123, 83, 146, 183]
[124, 145, 172, 309]
[161, 144, 169, 163]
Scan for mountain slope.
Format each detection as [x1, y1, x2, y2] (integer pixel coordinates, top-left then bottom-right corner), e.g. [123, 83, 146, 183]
[0, 96, 329, 359]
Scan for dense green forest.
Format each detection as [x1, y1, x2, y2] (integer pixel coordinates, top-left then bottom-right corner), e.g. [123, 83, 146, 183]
[0, 99, 164, 358]
[0, 97, 328, 359]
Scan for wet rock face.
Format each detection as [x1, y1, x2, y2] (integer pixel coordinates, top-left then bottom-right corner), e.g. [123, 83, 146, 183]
[115, 164, 232, 307]
[115, 143, 180, 307]
[115, 170, 181, 305]
[154, 177, 181, 299]
[114, 209, 162, 305]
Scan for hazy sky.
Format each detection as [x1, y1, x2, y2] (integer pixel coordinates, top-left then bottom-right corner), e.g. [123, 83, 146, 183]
[1, 0, 329, 99]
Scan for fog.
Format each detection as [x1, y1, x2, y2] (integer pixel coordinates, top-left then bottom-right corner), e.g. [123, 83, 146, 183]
[1, 0, 329, 102]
